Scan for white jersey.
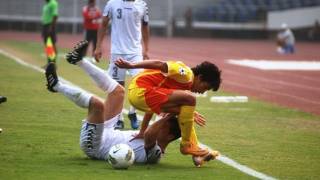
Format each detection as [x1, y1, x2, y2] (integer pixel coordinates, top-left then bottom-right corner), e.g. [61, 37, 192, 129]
[278, 29, 295, 45]
[103, 0, 149, 55]
[80, 116, 148, 163]
[80, 115, 162, 164]
[98, 117, 147, 163]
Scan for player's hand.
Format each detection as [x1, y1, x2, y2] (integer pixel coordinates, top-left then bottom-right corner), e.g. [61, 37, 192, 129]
[115, 58, 134, 69]
[143, 52, 149, 60]
[129, 131, 144, 142]
[194, 111, 206, 127]
[93, 48, 102, 62]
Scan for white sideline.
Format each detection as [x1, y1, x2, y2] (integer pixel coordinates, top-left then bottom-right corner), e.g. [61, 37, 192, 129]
[228, 59, 320, 71]
[0, 49, 276, 180]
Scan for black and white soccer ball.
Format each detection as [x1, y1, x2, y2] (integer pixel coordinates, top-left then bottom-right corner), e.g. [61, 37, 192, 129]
[107, 144, 135, 169]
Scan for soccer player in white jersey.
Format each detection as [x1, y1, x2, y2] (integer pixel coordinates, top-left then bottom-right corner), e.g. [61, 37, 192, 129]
[94, 0, 150, 130]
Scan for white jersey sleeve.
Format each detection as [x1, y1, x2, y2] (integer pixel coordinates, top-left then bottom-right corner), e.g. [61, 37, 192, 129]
[103, 0, 112, 17]
[142, 2, 149, 24]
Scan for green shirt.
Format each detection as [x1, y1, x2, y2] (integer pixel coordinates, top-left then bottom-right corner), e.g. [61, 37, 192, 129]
[42, 0, 59, 25]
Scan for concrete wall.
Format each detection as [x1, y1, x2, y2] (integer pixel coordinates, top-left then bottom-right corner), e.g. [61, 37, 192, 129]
[267, 6, 320, 30]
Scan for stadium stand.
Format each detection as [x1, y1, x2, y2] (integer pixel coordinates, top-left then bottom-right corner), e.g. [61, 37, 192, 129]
[0, 0, 319, 39]
[194, 0, 320, 22]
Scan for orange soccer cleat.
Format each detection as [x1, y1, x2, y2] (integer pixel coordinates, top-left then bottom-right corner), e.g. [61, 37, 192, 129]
[192, 150, 220, 167]
[180, 142, 209, 156]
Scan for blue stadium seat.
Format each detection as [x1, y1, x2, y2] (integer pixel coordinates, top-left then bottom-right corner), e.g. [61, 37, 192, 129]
[193, 0, 320, 23]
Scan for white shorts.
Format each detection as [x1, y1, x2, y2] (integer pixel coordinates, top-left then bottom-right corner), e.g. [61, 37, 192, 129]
[108, 54, 143, 82]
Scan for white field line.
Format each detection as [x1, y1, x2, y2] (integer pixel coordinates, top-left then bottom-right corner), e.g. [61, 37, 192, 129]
[228, 59, 320, 71]
[0, 49, 276, 180]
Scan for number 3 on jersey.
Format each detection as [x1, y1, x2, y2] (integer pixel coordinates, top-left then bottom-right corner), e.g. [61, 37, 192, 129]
[117, 8, 122, 19]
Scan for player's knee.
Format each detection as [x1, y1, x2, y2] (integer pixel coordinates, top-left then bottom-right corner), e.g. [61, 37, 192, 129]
[89, 97, 104, 113]
[182, 92, 196, 106]
[111, 85, 125, 100]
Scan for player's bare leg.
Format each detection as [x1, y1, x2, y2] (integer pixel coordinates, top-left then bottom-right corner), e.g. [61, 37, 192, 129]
[66, 40, 125, 122]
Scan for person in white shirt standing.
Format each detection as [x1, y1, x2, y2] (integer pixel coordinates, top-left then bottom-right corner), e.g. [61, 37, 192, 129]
[277, 23, 295, 54]
[94, 0, 150, 130]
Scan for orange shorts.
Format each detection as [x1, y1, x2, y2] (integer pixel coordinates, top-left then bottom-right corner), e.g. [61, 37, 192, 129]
[128, 86, 173, 114]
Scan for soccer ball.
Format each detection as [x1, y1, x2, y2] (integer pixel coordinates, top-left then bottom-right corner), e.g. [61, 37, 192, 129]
[107, 144, 135, 169]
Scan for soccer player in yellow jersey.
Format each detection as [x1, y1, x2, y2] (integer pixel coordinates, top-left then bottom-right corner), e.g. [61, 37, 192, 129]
[115, 58, 221, 160]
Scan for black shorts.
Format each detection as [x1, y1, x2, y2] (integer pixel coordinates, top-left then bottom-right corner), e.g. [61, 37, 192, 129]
[42, 24, 57, 44]
[85, 29, 98, 48]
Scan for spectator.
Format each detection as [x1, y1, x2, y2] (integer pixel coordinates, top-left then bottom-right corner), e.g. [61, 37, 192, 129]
[184, 7, 193, 29]
[277, 23, 295, 54]
[308, 20, 320, 41]
[82, 0, 102, 61]
[41, 0, 59, 63]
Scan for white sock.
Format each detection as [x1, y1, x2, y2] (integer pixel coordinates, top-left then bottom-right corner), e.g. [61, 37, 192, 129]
[129, 106, 136, 114]
[54, 82, 92, 108]
[77, 59, 118, 93]
[119, 113, 124, 122]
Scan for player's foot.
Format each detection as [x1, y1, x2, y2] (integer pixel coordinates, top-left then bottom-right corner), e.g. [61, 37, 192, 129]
[45, 62, 58, 92]
[66, 40, 88, 65]
[0, 96, 7, 104]
[180, 142, 209, 156]
[114, 120, 124, 130]
[128, 113, 139, 129]
[192, 150, 220, 167]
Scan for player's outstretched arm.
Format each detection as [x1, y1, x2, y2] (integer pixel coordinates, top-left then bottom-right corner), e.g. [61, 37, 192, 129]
[130, 112, 153, 142]
[115, 58, 168, 73]
[94, 16, 109, 62]
[141, 24, 150, 60]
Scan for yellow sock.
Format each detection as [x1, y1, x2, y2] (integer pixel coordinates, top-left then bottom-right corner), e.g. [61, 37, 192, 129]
[178, 105, 199, 146]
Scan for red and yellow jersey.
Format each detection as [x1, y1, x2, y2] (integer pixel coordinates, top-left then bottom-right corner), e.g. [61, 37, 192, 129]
[82, 5, 101, 30]
[129, 61, 194, 91]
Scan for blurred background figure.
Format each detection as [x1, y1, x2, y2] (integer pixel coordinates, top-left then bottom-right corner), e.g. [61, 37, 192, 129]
[277, 23, 295, 54]
[308, 20, 320, 41]
[41, 0, 59, 64]
[184, 7, 193, 36]
[82, 0, 101, 62]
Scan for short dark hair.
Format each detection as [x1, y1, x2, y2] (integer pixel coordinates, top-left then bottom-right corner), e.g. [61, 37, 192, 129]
[191, 61, 222, 91]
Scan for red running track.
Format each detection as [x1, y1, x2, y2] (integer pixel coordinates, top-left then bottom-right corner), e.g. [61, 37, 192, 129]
[1, 31, 320, 115]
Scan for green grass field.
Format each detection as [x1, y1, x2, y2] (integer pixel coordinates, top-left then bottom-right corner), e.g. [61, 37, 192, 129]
[1, 40, 320, 179]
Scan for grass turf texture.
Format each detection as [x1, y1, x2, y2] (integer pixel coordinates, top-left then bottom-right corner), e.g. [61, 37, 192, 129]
[0, 40, 320, 179]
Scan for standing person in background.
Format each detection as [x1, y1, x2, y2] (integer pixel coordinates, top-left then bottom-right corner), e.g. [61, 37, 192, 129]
[308, 20, 320, 41]
[82, 0, 102, 61]
[184, 7, 193, 36]
[277, 23, 295, 54]
[41, 0, 59, 64]
[94, 0, 150, 130]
